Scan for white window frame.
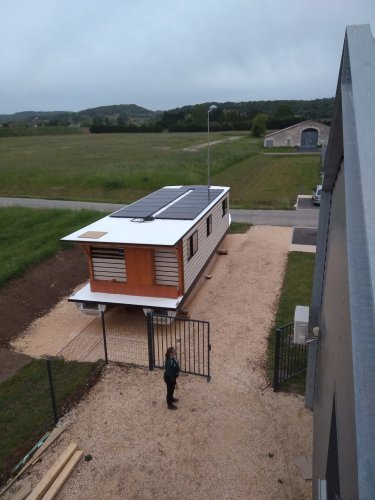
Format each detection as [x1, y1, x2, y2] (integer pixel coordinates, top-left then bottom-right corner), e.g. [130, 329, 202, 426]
[222, 198, 228, 217]
[206, 214, 212, 236]
[188, 230, 198, 260]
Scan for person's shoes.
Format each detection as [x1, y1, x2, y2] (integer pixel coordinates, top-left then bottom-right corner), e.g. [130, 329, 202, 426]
[172, 398, 179, 403]
[168, 404, 178, 410]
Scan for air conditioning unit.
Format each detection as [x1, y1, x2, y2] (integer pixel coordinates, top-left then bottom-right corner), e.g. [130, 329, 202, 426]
[294, 305, 309, 344]
[142, 308, 177, 322]
[76, 302, 106, 316]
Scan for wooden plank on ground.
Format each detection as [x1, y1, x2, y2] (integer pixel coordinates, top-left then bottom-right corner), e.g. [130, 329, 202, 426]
[0, 426, 66, 498]
[42, 450, 83, 500]
[26, 426, 66, 469]
[28, 443, 78, 500]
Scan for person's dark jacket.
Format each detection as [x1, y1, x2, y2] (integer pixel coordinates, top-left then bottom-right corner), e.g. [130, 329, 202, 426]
[164, 357, 180, 384]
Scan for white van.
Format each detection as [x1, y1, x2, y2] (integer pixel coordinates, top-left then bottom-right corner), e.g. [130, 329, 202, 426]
[312, 185, 322, 205]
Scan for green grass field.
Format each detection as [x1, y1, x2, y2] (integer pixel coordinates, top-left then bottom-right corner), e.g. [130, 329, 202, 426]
[215, 153, 320, 209]
[0, 207, 102, 288]
[0, 126, 83, 138]
[267, 251, 316, 393]
[0, 359, 102, 479]
[0, 132, 321, 208]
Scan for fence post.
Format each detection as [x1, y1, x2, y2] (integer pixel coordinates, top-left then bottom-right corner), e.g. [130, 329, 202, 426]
[207, 323, 211, 382]
[46, 359, 58, 424]
[273, 328, 282, 392]
[101, 311, 108, 364]
[146, 313, 154, 371]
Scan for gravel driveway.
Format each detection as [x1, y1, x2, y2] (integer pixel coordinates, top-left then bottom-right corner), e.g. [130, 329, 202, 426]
[14, 227, 312, 499]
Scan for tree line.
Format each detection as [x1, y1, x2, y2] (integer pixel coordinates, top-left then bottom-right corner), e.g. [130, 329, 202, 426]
[89, 98, 334, 135]
[1, 99, 334, 136]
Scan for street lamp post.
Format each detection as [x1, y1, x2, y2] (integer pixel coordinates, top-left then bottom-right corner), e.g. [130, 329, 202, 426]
[207, 104, 217, 189]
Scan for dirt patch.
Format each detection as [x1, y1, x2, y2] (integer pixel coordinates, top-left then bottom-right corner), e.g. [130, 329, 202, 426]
[0, 247, 88, 381]
[0, 247, 88, 348]
[12, 227, 312, 499]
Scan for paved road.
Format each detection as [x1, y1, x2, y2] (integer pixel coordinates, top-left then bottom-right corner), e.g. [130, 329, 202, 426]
[0, 197, 319, 227]
[232, 208, 319, 227]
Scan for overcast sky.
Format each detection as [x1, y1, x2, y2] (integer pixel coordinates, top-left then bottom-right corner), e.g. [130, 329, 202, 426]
[1, 0, 374, 113]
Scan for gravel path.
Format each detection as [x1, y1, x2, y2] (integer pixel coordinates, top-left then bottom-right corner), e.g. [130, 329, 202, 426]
[182, 136, 243, 152]
[13, 227, 312, 499]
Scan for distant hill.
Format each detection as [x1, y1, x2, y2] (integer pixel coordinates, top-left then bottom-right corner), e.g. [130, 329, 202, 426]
[0, 104, 156, 125]
[0, 110, 72, 124]
[77, 104, 155, 120]
[0, 98, 335, 132]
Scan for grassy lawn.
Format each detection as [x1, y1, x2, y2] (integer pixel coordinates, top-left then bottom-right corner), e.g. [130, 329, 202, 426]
[0, 359, 102, 480]
[228, 222, 251, 234]
[215, 153, 321, 209]
[262, 146, 296, 153]
[0, 132, 321, 208]
[267, 251, 316, 393]
[0, 126, 83, 138]
[0, 207, 103, 287]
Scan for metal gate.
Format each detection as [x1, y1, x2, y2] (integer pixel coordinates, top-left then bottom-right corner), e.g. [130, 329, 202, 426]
[273, 323, 308, 391]
[147, 313, 211, 381]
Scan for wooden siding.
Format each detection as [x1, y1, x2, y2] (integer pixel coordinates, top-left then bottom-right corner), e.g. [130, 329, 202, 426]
[183, 195, 230, 292]
[154, 249, 179, 286]
[91, 247, 127, 282]
[87, 244, 181, 299]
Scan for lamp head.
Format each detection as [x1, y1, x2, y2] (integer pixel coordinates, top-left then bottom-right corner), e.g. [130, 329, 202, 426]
[208, 104, 218, 112]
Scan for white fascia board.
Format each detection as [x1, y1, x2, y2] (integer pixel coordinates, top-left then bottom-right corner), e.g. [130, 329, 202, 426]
[69, 283, 182, 310]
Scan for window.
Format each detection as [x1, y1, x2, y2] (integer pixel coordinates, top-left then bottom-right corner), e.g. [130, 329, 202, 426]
[188, 231, 198, 260]
[91, 246, 127, 282]
[206, 214, 212, 236]
[222, 197, 228, 217]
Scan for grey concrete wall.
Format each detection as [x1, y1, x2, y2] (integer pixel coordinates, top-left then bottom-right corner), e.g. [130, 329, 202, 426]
[308, 25, 375, 500]
[305, 190, 332, 411]
[312, 164, 358, 498]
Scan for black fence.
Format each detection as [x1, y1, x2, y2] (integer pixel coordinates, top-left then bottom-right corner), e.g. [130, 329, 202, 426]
[57, 311, 149, 367]
[0, 358, 101, 481]
[147, 313, 211, 381]
[273, 323, 308, 392]
[56, 311, 211, 381]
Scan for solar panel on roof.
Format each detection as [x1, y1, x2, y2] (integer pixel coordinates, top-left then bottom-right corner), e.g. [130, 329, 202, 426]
[109, 186, 225, 221]
[154, 187, 224, 220]
[110, 187, 188, 219]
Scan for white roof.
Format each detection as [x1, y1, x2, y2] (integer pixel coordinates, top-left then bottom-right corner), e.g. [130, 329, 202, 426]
[62, 186, 229, 246]
[69, 283, 182, 309]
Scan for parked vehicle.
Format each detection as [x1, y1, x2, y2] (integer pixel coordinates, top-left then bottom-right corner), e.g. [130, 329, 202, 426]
[312, 185, 322, 205]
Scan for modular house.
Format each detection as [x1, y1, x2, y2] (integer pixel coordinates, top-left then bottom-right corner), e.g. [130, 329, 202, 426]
[62, 185, 230, 314]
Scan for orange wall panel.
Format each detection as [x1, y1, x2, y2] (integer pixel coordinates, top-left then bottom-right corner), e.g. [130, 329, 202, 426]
[87, 244, 182, 299]
[126, 248, 154, 286]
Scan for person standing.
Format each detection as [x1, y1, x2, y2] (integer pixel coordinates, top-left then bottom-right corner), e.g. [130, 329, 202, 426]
[164, 347, 180, 410]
